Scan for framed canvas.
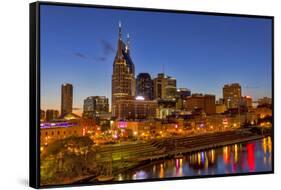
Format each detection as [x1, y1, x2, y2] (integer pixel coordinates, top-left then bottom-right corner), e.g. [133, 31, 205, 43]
[29, 1, 274, 188]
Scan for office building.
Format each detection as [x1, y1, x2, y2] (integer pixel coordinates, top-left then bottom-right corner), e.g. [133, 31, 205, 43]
[186, 93, 216, 115]
[153, 73, 177, 99]
[113, 98, 157, 120]
[112, 22, 136, 115]
[223, 83, 242, 109]
[176, 88, 191, 110]
[204, 94, 216, 114]
[46, 109, 59, 122]
[61, 83, 73, 116]
[83, 96, 109, 118]
[136, 73, 153, 100]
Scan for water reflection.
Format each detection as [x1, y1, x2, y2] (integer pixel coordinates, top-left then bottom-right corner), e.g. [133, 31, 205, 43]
[118, 137, 272, 181]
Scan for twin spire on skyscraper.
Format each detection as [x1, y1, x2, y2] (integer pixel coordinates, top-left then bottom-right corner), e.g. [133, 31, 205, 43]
[117, 21, 130, 58]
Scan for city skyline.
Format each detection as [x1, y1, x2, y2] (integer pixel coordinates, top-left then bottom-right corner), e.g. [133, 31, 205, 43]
[36, 4, 273, 186]
[40, 5, 272, 115]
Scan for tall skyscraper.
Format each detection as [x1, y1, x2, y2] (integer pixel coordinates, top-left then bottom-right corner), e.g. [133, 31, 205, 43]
[61, 83, 73, 116]
[136, 73, 153, 100]
[153, 73, 177, 99]
[223, 83, 242, 109]
[83, 96, 109, 118]
[112, 22, 136, 116]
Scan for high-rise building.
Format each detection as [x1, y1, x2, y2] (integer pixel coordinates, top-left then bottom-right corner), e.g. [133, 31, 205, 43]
[61, 83, 73, 116]
[136, 73, 153, 100]
[46, 109, 59, 122]
[83, 96, 109, 118]
[223, 83, 242, 109]
[153, 73, 165, 99]
[112, 22, 135, 116]
[153, 73, 177, 99]
[165, 77, 177, 98]
[185, 93, 216, 115]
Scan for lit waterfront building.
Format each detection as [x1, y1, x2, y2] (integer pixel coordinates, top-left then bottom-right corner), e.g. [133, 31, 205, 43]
[185, 93, 216, 115]
[112, 22, 135, 115]
[113, 97, 157, 120]
[223, 83, 242, 109]
[61, 83, 73, 116]
[136, 73, 154, 100]
[40, 122, 82, 146]
[41, 113, 96, 146]
[46, 109, 59, 122]
[205, 113, 256, 130]
[112, 120, 178, 138]
[153, 73, 177, 99]
[83, 96, 109, 119]
[40, 122, 90, 146]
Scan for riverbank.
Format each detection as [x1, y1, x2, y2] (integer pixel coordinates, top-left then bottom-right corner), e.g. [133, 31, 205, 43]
[117, 136, 272, 180]
[80, 127, 272, 183]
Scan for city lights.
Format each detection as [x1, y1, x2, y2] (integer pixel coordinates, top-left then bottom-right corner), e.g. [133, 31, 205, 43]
[38, 15, 272, 186]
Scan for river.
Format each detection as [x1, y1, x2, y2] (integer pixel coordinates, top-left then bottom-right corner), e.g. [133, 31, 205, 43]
[116, 137, 272, 181]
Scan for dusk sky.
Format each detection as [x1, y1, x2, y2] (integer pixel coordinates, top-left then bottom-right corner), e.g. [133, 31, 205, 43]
[40, 4, 272, 115]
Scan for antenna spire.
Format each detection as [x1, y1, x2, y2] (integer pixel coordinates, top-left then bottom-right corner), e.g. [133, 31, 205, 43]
[118, 21, 122, 40]
[117, 21, 123, 59]
[126, 33, 130, 53]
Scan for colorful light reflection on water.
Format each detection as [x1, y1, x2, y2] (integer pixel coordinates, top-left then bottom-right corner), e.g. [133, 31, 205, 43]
[118, 137, 272, 180]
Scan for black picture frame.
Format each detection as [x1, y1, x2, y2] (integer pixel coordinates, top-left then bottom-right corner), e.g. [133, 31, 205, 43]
[29, 1, 274, 189]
